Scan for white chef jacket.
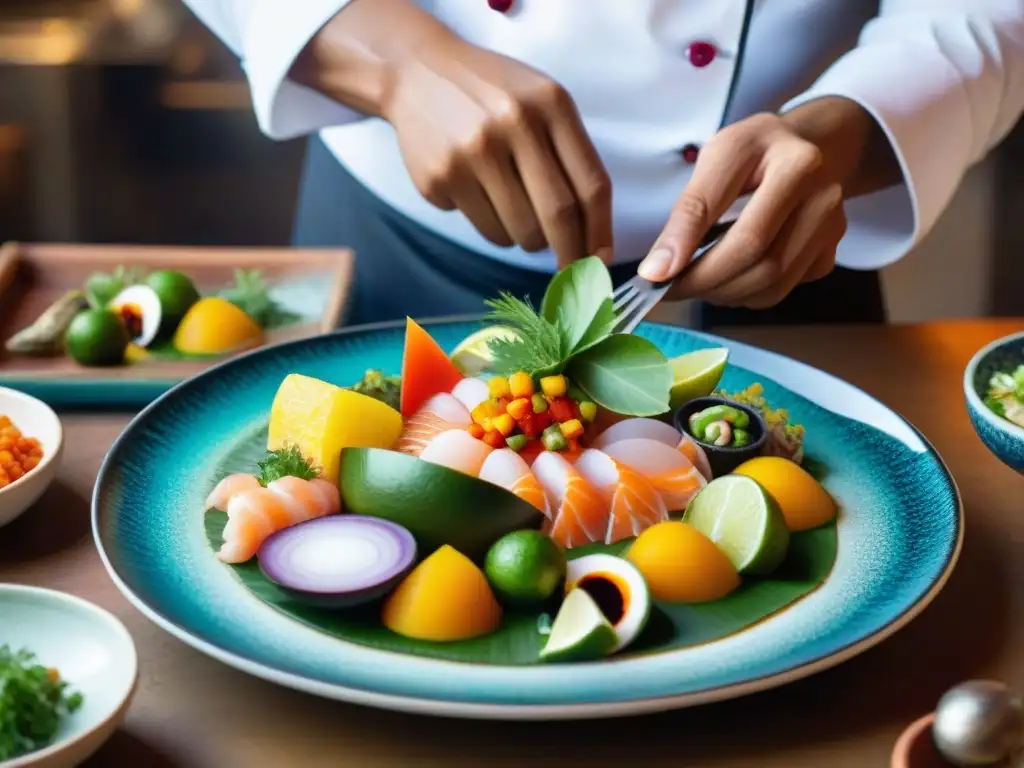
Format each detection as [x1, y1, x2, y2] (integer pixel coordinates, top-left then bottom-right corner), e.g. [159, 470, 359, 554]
[182, 0, 1024, 273]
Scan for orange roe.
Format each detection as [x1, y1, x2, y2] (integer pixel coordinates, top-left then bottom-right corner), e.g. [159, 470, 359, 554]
[0, 415, 44, 489]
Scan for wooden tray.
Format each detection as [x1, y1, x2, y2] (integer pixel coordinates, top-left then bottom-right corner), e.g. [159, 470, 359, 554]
[0, 242, 353, 408]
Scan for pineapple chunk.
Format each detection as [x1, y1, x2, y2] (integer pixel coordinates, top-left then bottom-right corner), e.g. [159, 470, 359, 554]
[267, 373, 403, 485]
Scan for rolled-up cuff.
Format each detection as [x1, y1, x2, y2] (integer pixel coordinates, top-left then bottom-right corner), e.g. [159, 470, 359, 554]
[243, 0, 366, 140]
[781, 34, 976, 270]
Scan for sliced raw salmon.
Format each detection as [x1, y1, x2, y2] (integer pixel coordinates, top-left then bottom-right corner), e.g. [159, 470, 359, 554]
[575, 449, 668, 544]
[533, 451, 610, 548]
[602, 438, 707, 512]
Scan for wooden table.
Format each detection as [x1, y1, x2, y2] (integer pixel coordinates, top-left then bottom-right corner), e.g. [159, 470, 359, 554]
[2, 319, 1021, 768]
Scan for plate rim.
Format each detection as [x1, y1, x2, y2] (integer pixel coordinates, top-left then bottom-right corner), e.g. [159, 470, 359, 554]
[91, 316, 963, 719]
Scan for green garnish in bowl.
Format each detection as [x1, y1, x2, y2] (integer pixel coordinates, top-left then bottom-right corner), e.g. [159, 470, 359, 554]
[984, 364, 1024, 428]
[0, 645, 83, 761]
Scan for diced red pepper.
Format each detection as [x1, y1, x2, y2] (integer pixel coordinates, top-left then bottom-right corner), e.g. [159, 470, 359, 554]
[533, 411, 553, 433]
[566, 437, 581, 454]
[482, 430, 506, 449]
[517, 412, 538, 439]
[548, 397, 575, 424]
[519, 439, 544, 466]
[467, 423, 485, 440]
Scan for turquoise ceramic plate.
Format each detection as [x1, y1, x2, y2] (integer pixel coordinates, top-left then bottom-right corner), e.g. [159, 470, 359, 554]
[92, 319, 962, 719]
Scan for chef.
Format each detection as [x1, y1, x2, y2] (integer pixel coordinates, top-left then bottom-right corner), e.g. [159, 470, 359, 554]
[181, 0, 1024, 328]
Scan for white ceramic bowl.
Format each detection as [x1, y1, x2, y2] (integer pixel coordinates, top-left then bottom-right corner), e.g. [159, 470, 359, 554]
[0, 388, 63, 528]
[0, 585, 138, 768]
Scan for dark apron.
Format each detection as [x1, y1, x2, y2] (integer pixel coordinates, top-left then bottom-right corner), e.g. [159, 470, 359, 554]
[293, 136, 886, 329]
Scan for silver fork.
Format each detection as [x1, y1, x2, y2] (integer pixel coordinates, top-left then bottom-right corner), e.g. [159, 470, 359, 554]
[611, 215, 740, 335]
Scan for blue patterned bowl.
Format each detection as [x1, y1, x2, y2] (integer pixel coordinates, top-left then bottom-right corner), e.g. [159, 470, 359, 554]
[964, 330, 1024, 473]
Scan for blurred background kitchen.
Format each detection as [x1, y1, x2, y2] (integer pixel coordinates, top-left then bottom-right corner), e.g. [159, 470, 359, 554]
[1, 0, 1021, 321]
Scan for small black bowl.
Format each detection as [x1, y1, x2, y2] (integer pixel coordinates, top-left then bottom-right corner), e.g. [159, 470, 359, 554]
[673, 396, 768, 477]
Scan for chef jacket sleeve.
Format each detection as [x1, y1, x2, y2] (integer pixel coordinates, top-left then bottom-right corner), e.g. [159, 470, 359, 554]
[781, 2, 1024, 270]
[179, 0, 367, 139]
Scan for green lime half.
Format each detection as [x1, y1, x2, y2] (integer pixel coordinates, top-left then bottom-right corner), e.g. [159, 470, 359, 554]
[683, 474, 790, 575]
[668, 347, 729, 409]
[64, 309, 130, 367]
[484, 530, 566, 605]
[450, 326, 521, 376]
[145, 270, 200, 336]
[539, 588, 618, 663]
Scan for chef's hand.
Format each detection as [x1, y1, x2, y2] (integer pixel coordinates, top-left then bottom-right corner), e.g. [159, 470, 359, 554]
[383, 38, 613, 267]
[638, 99, 886, 308]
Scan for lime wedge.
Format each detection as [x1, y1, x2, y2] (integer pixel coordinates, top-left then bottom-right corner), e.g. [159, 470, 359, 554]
[669, 348, 729, 409]
[682, 475, 789, 575]
[539, 588, 619, 663]
[450, 326, 521, 376]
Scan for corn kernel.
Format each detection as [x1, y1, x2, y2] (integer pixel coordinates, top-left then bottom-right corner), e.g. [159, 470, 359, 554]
[508, 372, 535, 399]
[506, 397, 532, 420]
[488, 376, 511, 399]
[492, 413, 516, 437]
[539, 375, 567, 397]
[559, 419, 585, 440]
[472, 400, 498, 425]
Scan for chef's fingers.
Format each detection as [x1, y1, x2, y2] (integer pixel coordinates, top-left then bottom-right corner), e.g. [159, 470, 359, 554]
[448, 162, 515, 247]
[801, 249, 837, 283]
[706, 191, 845, 308]
[638, 130, 762, 282]
[471, 145, 547, 251]
[513, 119, 588, 269]
[670, 148, 832, 298]
[546, 98, 614, 264]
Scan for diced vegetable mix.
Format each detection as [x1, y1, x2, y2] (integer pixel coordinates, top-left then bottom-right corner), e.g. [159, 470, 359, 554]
[0, 416, 44, 490]
[985, 364, 1024, 428]
[0, 646, 83, 761]
[467, 373, 596, 453]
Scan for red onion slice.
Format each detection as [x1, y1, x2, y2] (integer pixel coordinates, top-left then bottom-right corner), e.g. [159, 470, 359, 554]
[257, 515, 417, 608]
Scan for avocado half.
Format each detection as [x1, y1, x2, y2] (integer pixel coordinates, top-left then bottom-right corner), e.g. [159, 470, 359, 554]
[340, 447, 544, 561]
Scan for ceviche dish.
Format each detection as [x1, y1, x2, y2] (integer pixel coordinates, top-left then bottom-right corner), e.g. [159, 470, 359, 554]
[203, 257, 839, 664]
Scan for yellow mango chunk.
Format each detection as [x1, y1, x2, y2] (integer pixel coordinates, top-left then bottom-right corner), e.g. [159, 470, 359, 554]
[733, 456, 837, 532]
[627, 521, 740, 603]
[382, 545, 502, 642]
[267, 373, 403, 485]
[173, 297, 263, 355]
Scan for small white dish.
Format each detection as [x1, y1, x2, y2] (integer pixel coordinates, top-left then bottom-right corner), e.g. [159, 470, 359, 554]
[0, 585, 138, 768]
[0, 388, 63, 528]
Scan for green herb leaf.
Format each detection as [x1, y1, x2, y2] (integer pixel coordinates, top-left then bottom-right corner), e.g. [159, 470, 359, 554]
[567, 334, 672, 416]
[539, 256, 614, 352]
[350, 369, 402, 411]
[484, 293, 567, 376]
[0, 645, 84, 760]
[569, 297, 617, 357]
[219, 269, 300, 330]
[256, 446, 320, 487]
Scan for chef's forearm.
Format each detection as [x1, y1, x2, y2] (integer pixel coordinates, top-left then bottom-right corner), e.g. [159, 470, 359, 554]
[781, 96, 902, 200]
[289, 0, 457, 119]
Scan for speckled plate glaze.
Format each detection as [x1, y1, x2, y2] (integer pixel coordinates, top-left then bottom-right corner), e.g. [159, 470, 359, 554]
[92, 319, 962, 720]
